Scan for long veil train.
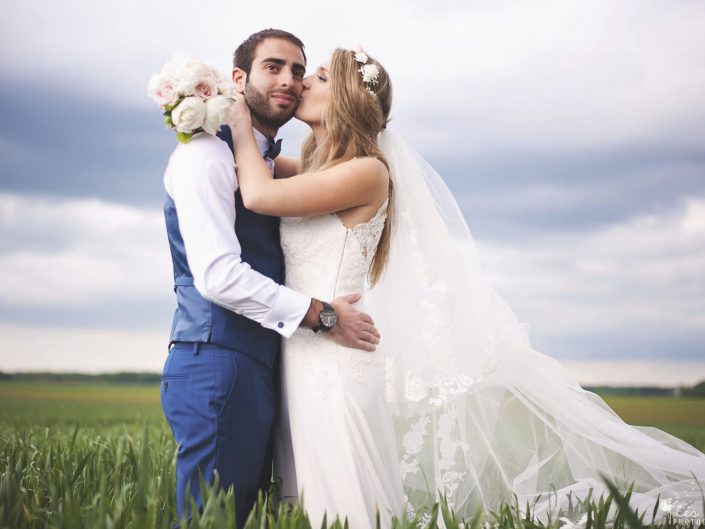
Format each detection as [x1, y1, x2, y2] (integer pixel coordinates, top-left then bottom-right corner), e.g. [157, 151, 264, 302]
[366, 129, 705, 524]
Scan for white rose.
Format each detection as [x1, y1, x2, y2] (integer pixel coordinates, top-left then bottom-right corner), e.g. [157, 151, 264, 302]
[171, 96, 207, 133]
[147, 73, 179, 107]
[174, 72, 200, 96]
[217, 81, 235, 98]
[173, 58, 213, 96]
[194, 78, 217, 100]
[202, 95, 233, 135]
[209, 66, 226, 84]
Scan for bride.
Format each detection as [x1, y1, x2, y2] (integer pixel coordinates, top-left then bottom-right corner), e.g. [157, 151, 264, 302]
[225, 47, 705, 528]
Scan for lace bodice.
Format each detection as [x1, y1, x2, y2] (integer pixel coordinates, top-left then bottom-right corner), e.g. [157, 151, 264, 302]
[280, 197, 389, 302]
[279, 198, 389, 400]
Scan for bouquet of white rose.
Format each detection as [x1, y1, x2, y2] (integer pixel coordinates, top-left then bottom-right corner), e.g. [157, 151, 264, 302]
[148, 52, 235, 144]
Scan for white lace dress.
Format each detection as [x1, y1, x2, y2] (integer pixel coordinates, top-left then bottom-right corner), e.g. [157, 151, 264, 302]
[273, 197, 405, 529]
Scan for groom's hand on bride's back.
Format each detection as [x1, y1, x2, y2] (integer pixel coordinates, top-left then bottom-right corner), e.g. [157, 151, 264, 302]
[330, 293, 381, 352]
[301, 294, 381, 352]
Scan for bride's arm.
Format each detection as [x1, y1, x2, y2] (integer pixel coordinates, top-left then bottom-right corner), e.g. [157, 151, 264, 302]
[273, 156, 301, 179]
[228, 102, 387, 217]
[239, 139, 386, 217]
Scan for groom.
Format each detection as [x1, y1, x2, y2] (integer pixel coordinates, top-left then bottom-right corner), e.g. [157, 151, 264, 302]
[161, 28, 380, 527]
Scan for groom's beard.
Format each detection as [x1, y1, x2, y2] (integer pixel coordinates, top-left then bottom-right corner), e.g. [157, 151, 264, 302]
[245, 81, 299, 131]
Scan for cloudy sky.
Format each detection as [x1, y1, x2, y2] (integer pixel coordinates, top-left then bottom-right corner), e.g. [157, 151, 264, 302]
[1, 0, 703, 385]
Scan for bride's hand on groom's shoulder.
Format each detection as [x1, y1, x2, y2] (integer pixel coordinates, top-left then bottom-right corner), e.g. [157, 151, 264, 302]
[330, 293, 381, 352]
[225, 94, 252, 136]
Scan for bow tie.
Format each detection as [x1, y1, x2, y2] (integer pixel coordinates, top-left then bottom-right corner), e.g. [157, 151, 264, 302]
[264, 137, 282, 159]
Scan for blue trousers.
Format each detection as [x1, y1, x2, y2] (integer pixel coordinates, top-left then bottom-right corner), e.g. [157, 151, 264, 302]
[160, 342, 277, 527]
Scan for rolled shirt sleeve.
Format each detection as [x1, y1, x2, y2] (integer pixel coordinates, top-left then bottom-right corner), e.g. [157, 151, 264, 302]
[164, 135, 310, 338]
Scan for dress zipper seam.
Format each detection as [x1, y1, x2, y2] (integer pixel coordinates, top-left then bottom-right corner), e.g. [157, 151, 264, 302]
[332, 230, 349, 299]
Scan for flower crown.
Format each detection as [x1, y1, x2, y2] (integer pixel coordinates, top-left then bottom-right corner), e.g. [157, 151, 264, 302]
[346, 46, 380, 93]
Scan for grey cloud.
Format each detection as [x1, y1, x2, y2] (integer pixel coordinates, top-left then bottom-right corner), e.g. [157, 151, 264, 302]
[2, 0, 705, 375]
[535, 330, 705, 363]
[0, 79, 309, 207]
[0, 298, 173, 330]
[0, 79, 174, 205]
[430, 147, 705, 239]
[3, 77, 704, 245]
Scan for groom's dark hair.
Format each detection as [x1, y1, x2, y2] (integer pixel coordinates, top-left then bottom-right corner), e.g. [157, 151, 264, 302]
[234, 29, 306, 75]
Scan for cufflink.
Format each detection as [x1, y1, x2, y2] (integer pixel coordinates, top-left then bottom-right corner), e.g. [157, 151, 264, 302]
[278, 322, 284, 328]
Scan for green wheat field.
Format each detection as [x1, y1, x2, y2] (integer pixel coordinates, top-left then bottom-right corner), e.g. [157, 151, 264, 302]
[1, 381, 704, 529]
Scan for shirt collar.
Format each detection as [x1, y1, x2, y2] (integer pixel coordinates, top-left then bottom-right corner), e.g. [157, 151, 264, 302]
[253, 128, 272, 157]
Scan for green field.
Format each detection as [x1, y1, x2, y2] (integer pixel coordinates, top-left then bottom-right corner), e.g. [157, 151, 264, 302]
[599, 394, 705, 451]
[1, 382, 704, 528]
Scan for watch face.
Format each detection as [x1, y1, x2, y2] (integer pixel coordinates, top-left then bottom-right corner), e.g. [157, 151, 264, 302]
[321, 310, 338, 328]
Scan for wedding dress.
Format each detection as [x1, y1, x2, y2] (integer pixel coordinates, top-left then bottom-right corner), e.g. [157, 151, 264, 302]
[274, 130, 705, 528]
[274, 196, 406, 529]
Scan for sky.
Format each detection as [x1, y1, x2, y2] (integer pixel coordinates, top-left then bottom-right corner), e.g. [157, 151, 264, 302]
[1, 0, 704, 385]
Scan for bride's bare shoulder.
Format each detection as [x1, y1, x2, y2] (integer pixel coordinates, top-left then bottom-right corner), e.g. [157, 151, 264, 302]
[341, 156, 389, 182]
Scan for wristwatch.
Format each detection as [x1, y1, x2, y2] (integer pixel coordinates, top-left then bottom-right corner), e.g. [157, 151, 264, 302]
[313, 301, 338, 333]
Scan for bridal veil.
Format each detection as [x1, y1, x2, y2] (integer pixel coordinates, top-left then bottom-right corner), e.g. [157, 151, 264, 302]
[366, 129, 705, 524]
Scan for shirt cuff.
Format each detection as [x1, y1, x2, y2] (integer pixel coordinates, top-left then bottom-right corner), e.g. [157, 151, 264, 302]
[261, 286, 311, 338]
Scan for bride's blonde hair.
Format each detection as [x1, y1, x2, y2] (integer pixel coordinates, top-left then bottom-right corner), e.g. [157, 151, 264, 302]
[301, 48, 393, 287]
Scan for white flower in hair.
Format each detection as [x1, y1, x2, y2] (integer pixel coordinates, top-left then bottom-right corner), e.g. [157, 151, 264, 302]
[359, 63, 380, 86]
[345, 45, 380, 92]
[354, 51, 368, 63]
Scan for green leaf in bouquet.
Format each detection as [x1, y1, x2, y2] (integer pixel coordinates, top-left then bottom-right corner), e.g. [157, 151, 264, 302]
[163, 113, 174, 128]
[164, 97, 184, 113]
[177, 132, 193, 144]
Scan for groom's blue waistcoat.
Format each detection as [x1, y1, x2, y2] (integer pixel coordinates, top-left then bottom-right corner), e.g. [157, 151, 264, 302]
[164, 126, 283, 368]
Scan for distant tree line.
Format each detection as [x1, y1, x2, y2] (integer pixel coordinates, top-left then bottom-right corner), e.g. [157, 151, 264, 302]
[0, 372, 704, 395]
[682, 380, 705, 397]
[0, 371, 161, 384]
[585, 381, 705, 397]
[585, 385, 674, 396]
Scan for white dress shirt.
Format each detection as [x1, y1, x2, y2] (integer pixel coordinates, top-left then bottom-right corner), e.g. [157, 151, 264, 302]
[163, 128, 311, 338]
